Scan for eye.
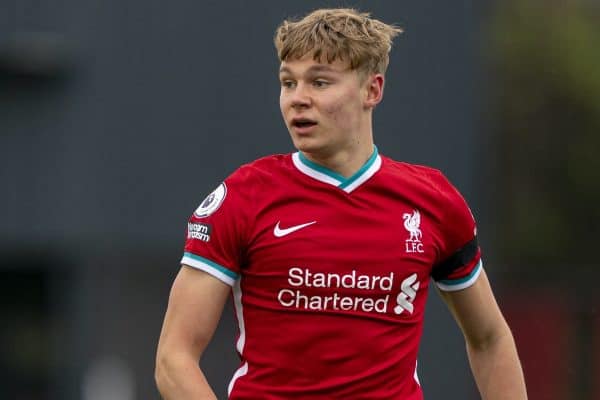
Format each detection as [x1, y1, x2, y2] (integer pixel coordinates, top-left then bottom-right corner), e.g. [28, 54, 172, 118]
[281, 80, 296, 89]
[313, 80, 330, 88]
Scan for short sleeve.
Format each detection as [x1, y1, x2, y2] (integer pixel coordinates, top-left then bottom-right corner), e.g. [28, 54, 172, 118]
[430, 172, 482, 291]
[181, 170, 250, 286]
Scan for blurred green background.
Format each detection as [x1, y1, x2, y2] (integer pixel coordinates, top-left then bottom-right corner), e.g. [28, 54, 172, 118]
[485, 2, 600, 399]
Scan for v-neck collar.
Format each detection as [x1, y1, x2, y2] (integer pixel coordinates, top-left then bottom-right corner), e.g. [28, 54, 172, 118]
[291, 146, 382, 193]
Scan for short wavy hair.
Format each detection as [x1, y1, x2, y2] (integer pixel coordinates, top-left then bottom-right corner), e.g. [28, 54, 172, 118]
[274, 8, 402, 75]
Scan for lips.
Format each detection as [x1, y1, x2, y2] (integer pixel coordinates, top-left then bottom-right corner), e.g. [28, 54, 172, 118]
[291, 118, 317, 128]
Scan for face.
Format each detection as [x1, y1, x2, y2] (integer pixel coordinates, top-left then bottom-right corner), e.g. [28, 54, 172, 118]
[279, 55, 383, 157]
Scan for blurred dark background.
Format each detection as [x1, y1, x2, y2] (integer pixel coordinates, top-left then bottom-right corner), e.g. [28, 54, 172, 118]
[1, 1, 598, 399]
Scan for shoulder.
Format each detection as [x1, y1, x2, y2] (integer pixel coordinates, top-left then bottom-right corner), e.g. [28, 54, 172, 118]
[380, 156, 473, 227]
[187, 154, 291, 239]
[380, 155, 457, 195]
[226, 153, 292, 186]
[215, 153, 293, 209]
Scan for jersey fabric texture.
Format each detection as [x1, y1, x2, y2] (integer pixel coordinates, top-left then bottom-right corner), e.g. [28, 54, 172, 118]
[181, 147, 482, 399]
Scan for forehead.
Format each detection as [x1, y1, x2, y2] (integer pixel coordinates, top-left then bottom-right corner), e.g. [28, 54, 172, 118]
[279, 55, 352, 75]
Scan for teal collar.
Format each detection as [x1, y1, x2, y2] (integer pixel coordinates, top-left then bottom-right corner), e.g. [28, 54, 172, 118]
[292, 146, 382, 193]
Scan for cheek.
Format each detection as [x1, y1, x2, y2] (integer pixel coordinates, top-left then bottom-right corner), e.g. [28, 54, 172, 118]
[324, 96, 357, 124]
[322, 93, 344, 115]
[280, 94, 291, 119]
[279, 91, 286, 111]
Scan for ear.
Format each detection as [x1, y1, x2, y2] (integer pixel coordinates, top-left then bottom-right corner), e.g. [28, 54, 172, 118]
[364, 74, 385, 109]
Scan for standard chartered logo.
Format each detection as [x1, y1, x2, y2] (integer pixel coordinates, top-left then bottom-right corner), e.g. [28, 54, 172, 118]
[277, 267, 420, 315]
[394, 273, 419, 315]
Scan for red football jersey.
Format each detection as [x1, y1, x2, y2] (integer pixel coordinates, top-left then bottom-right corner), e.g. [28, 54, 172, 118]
[182, 148, 481, 399]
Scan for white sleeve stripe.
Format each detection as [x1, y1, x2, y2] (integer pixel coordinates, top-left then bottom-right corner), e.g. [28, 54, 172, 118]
[181, 255, 237, 286]
[435, 260, 483, 292]
[227, 361, 248, 396]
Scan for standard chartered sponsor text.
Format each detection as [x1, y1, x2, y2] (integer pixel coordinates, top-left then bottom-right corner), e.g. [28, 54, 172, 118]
[278, 267, 395, 313]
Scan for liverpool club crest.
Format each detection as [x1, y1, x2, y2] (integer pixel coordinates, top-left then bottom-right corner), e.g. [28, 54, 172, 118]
[403, 210, 424, 253]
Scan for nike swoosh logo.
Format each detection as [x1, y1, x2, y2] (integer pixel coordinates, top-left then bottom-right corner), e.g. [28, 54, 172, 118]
[274, 221, 316, 237]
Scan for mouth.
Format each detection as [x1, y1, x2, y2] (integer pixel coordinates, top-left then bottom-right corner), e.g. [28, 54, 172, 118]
[291, 118, 318, 129]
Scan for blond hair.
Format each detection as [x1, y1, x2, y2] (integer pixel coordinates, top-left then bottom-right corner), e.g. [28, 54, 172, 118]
[274, 8, 402, 75]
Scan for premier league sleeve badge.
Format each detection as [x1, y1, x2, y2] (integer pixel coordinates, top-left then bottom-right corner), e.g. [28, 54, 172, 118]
[194, 183, 227, 218]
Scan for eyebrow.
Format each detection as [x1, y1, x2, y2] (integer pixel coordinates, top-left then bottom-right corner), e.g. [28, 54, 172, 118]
[279, 64, 337, 75]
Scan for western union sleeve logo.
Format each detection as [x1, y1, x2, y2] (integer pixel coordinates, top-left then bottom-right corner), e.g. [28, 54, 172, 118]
[187, 223, 212, 242]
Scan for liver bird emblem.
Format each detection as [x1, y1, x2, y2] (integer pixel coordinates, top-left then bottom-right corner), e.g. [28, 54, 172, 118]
[403, 210, 422, 242]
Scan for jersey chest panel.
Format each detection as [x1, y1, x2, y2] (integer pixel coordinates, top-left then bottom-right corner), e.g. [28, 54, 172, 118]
[241, 180, 441, 323]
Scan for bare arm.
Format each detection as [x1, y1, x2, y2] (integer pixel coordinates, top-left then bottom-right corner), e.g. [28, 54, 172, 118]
[155, 265, 231, 400]
[438, 268, 527, 400]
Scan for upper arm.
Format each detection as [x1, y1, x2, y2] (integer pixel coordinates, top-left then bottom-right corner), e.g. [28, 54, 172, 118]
[438, 268, 511, 348]
[157, 265, 231, 361]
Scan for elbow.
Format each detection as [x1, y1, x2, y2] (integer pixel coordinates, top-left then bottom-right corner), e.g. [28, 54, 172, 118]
[467, 322, 514, 353]
[154, 354, 165, 394]
[155, 351, 173, 396]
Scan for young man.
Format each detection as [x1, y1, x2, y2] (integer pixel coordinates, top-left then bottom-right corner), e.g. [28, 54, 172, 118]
[155, 8, 527, 400]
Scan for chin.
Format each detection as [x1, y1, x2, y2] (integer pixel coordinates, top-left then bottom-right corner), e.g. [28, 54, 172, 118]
[292, 138, 322, 153]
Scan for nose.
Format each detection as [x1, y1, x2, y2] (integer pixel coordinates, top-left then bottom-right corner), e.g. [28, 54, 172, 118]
[290, 82, 311, 109]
